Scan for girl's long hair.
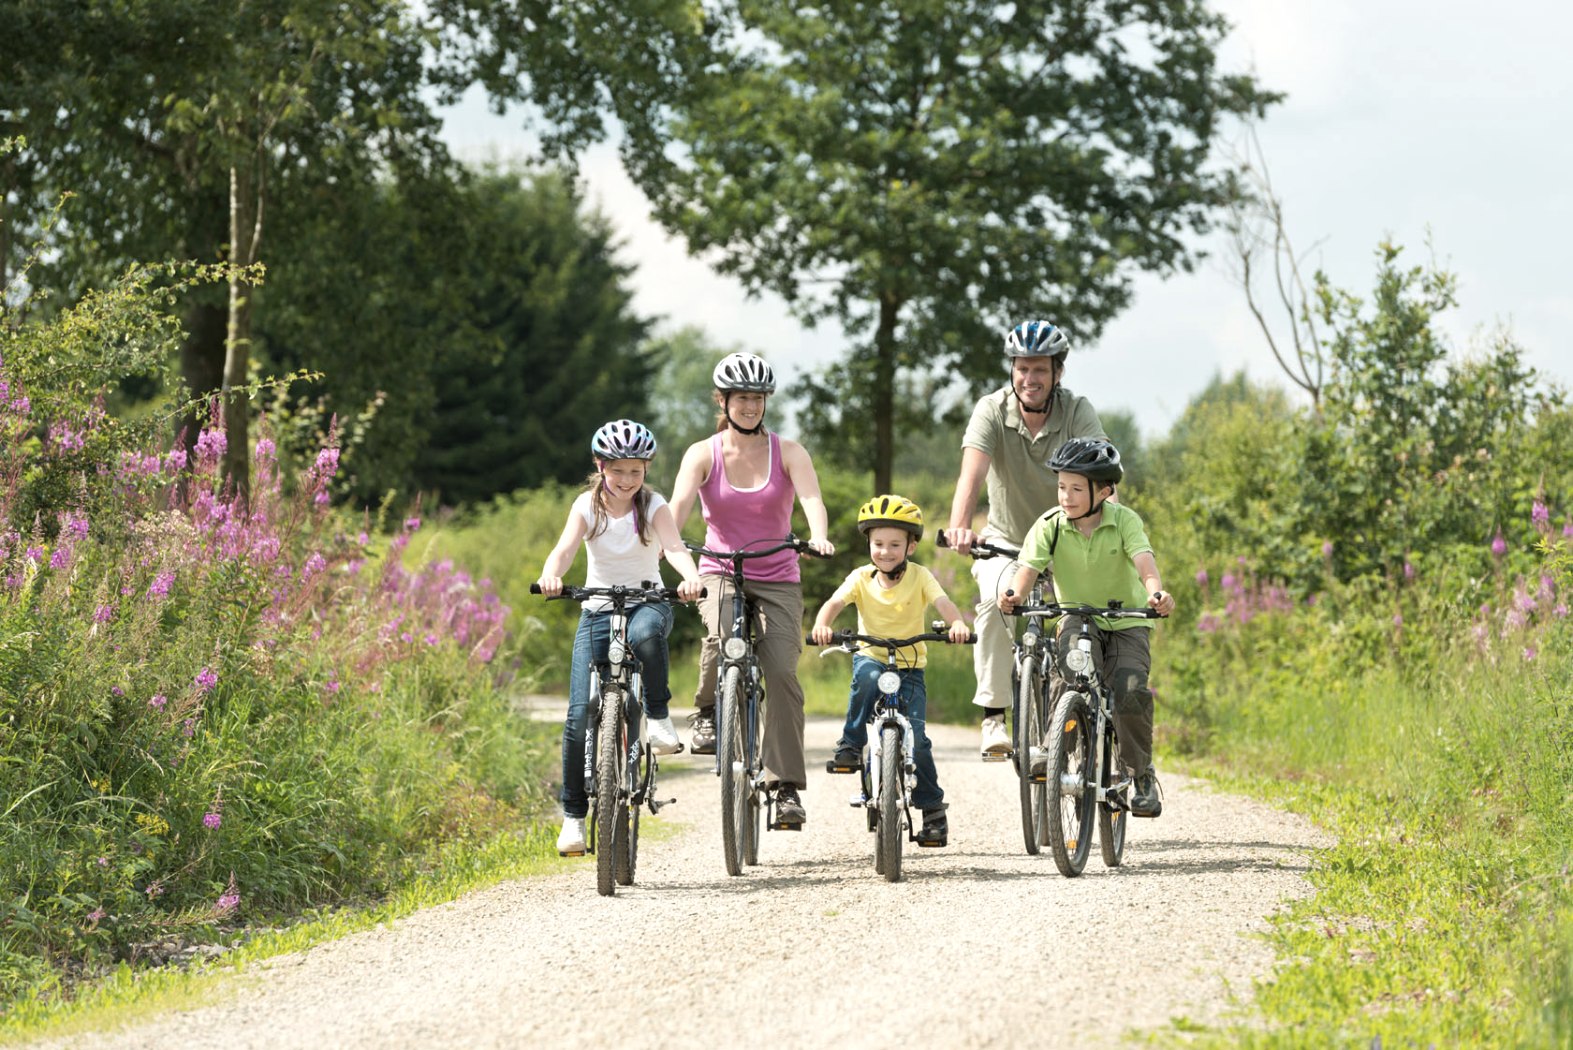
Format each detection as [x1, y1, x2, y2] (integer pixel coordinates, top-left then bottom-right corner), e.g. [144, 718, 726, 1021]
[582, 467, 654, 545]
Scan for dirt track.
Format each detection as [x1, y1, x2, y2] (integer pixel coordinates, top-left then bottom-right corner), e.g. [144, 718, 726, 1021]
[36, 711, 1328, 1049]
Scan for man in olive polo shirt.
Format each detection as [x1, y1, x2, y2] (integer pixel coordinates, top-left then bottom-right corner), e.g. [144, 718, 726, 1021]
[942, 320, 1105, 758]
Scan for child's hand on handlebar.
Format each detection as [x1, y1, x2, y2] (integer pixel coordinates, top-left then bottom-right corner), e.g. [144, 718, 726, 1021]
[810, 623, 836, 646]
[1148, 590, 1175, 616]
[997, 588, 1019, 614]
[536, 576, 563, 597]
[947, 619, 972, 644]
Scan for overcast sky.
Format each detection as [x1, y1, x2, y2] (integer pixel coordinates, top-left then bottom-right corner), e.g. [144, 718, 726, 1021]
[439, 0, 1572, 440]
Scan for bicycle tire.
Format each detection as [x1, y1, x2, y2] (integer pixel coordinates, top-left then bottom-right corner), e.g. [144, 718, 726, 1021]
[1045, 691, 1095, 877]
[1014, 656, 1042, 856]
[1099, 720, 1127, 867]
[719, 664, 746, 876]
[595, 690, 623, 896]
[615, 702, 643, 886]
[880, 724, 903, 883]
[743, 677, 764, 866]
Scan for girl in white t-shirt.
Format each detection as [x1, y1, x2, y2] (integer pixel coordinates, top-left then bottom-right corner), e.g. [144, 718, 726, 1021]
[537, 420, 704, 856]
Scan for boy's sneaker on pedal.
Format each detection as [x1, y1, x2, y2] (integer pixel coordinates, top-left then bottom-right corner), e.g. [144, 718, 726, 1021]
[647, 716, 682, 755]
[556, 816, 586, 856]
[980, 715, 1012, 759]
[825, 745, 861, 773]
[916, 807, 948, 847]
[688, 708, 717, 754]
[1131, 771, 1163, 817]
[775, 785, 806, 825]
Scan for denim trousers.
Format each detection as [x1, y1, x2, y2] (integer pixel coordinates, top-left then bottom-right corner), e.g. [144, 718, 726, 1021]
[559, 602, 673, 818]
[836, 655, 944, 811]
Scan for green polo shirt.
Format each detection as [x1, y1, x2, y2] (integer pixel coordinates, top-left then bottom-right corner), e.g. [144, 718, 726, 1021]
[1019, 503, 1153, 631]
[962, 384, 1104, 544]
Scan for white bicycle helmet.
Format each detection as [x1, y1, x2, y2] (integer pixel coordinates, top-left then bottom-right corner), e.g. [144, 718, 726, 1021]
[590, 419, 658, 461]
[712, 352, 776, 393]
[1004, 320, 1070, 359]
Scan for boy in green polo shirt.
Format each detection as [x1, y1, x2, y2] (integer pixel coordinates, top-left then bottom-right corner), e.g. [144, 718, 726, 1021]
[997, 438, 1176, 817]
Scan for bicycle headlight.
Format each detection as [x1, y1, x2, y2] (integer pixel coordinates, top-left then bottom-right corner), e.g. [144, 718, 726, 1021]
[877, 671, 901, 696]
[1065, 648, 1093, 675]
[608, 641, 626, 666]
[723, 637, 748, 660]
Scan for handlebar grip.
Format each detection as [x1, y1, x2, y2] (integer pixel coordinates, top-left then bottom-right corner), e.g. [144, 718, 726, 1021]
[529, 583, 543, 594]
[936, 530, 950, 548]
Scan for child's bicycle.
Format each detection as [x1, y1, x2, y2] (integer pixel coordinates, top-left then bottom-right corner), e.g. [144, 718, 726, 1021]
[685, 535, 828, 877]
[810, 624, 975, 883]
[1023, 601, 1165, 877]
[936, 531, 1056, 855]
[530, 581, 692, 897]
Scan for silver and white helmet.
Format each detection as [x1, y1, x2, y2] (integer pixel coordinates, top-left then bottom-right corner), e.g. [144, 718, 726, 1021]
[590, 419, 657, 461]
[712, 352, 776, 393]
[1004, 320, 1070, 359]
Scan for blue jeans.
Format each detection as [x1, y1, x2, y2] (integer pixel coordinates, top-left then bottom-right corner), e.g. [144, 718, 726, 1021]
[560, 602, 674, 818]
[837, 655, 944, 811]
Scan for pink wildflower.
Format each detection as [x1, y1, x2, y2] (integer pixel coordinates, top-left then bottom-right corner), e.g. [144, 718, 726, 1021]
[203, 812, 222, 830]
[148, 694, 167, 710]
[1491, 531, 1507, 556]
[194, 666, 218, 693]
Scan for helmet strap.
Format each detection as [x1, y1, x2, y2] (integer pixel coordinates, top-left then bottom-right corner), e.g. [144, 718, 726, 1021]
[877, 559, 909, 582]
[724, 394, 767, 435]
[1068, 488, 1111, 522]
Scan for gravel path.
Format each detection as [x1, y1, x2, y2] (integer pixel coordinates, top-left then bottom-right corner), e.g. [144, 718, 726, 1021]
[37, 711, 1329, 1049]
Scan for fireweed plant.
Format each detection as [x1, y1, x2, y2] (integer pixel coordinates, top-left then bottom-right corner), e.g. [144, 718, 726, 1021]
[0, 267, 538, 1006]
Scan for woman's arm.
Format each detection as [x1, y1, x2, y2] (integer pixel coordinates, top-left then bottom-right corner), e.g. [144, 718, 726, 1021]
[667, 440, 711, 535]
[652, 501, 705, 600]
[781, 438, 835, 555]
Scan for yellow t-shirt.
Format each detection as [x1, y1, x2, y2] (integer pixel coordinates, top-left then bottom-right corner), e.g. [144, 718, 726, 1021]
[829, 562, 947, 668]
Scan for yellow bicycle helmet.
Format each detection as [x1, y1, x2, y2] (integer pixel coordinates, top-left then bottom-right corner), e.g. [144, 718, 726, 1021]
[856, 494, 924, 539]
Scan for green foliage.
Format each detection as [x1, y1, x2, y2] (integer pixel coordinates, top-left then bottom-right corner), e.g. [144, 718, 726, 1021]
[625, 0, 1275, 487]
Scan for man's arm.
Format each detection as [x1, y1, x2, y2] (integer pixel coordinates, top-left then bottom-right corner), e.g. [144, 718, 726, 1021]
[944, 446, 992, 553]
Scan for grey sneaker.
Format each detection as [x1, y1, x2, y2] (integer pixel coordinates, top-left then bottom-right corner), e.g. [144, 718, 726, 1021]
[688, 708, 716, 755]
[1131, 771, 1163, 817]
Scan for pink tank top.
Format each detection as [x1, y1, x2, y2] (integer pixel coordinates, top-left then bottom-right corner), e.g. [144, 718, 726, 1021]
[698, 431, 799, 582]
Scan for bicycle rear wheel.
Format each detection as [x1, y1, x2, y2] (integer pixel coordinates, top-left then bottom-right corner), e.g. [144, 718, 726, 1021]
[1045, 692, 1095, 877]
[743, 684, 764, 866]
[719, 665, 746, 876]
[879, 725, 903, 883]
[1099, 723, 1127, 868]
[594, 691, 624, 896]
[1014, 657, 1044, 855]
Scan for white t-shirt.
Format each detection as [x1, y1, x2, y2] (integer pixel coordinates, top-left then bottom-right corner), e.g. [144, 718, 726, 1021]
[574, 490, 668, 611]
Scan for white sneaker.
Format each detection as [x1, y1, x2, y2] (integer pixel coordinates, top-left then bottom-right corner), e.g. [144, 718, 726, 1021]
[556, 817, 586, 856]
[647, 716, 682, 755]
[980, 715, 1012, 757]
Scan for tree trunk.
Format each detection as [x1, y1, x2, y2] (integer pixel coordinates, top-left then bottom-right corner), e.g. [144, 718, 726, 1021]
[223, 159, 261, 504]
[872, 291, 900, 494]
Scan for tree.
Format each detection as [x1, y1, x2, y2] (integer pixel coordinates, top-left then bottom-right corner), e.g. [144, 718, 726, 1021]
[619, 0, 1274, 491]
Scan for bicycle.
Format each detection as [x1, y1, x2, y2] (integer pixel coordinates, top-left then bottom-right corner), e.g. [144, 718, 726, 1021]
[530, 581, 692, 896]
[937, 531, 1056, 856]
[685, 535, 827, 877]
[1034, 602, 1164, 877]
[810, 624, 975, 882]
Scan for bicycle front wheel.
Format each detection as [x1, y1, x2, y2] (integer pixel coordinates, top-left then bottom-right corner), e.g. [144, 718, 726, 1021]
[595, 691, 624, 896]
[615, 703, 645, 886]
[719, 665, 746, 877]
[743, 682, 764, 867]
[1045, 692, 1095, 877]
[879, 725, 903, 883]
[1014, 656, 1043, 855]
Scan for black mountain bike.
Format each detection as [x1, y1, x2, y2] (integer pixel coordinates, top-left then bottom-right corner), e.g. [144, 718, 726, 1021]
[686, 535, 826, 876]
[811, 625, 974, 882]
[937, 532, 1056, 855]
[531, 581, 689, 896]
[1040, 602, 1164, 877]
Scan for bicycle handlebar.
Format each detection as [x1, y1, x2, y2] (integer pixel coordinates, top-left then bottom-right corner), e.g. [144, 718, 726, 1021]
[529, 581, 704, 603]
[1004, 599, 1165, 620]
[807, 628, 978, 648]
[685, 534, 829, 565]
[935, 530, 1020, 560]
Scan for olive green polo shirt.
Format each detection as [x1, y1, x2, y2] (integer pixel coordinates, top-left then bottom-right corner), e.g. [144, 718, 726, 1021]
[1019, 503, 1154, 631]
[962, 384, 1105, 544]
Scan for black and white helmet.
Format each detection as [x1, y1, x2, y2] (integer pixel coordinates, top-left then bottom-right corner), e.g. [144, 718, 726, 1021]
[1004, 320, 1070, 360]
[1048, 437, 1122, 484]
[591, 419, 658, 461]
[712, 352, 776, 393]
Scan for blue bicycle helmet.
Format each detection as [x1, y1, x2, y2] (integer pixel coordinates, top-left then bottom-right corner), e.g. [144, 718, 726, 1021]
[1004, 320, 1070, 359]
[591, 419, 658, 461]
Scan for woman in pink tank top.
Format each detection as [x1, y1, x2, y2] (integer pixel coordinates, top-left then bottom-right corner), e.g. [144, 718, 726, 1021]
[668, 353, 835, 826]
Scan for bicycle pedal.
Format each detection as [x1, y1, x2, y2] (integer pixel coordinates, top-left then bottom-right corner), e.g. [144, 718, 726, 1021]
[916, 839, 947, 849]
[825, 760, 860, 774]
[770, 819, 804, 831]
[556, 848, 586, 858]
[980, 752, 1011, 763]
